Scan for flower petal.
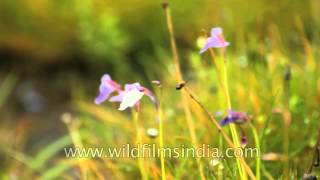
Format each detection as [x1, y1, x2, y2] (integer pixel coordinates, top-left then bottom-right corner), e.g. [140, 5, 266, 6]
[220, 117, 234, 126]
[95, 90, 111, 104]
[199, 37, 230, 53]
[118, 90, 144, 111]
[101, 74, 111, 82]
[211, 27, 222, 36]
[199, 39, 213, 54]
[95, 73, 121, 104]
[140, 87, 156, 102]
[124, 82, 141, 91]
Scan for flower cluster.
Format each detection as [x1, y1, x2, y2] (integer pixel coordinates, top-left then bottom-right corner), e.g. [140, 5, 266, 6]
[95, 74, 156, 111]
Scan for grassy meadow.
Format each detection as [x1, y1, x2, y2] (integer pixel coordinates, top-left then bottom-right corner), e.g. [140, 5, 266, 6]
[1, 0, 320, 179]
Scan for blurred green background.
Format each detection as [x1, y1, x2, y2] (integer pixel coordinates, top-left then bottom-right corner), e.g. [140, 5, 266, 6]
[1, 0, 320, 179]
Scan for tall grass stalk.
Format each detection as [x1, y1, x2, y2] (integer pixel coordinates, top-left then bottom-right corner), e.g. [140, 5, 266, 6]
[249, 122, 261, 180]
[161, 2, 205, 179]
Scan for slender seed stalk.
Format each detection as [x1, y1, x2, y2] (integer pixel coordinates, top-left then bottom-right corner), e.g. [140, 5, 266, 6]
[162, 2, 205, 180]
[182, 86, 256, 179]
[133, 109, 148, 180]
[162, 2, 182, 80]
[283, 66, 291, 179]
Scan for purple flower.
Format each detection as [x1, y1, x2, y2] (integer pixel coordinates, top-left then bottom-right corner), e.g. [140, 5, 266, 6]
[94, 74, 156, 111]
[220, 110, 249, 126]
[199, 27, 230, 54]
[94, 74, 121, 104]
[109, 82, 156, 111]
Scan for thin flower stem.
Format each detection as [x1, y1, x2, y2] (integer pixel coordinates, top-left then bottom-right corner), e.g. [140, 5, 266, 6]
[133, 109, 148, 180]
[221, 57, 232, 109]
[182, 86, 256, 180]
[162, 2, 206, 180]
[208, 46, 229, 104]
[206, 38, 246, 178]
[209, 47, 247, 179]
[201, 30, 228, 106]
[222, 58, 247, 179]
[158, 111, 166, 180]
[206, 40, 244, 178]
[156, 87, 167, 180]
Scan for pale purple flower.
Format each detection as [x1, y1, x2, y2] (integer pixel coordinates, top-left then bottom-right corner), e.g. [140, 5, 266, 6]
[94, 74, 156, 110]
[199, 27, 230, 54]
[94, 74, 121, 104]
[110, 82, 156, 111]
[220, 110, 249, 126]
